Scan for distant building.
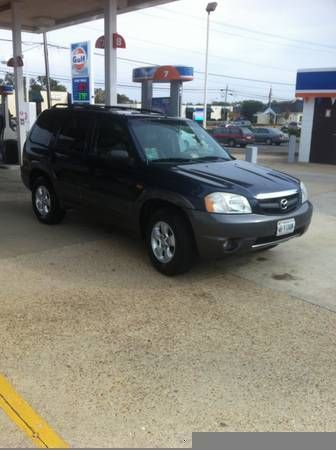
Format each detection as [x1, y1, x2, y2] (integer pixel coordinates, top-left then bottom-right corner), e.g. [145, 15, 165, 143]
[181, 104, 233, 121]
[254, 106, 277, 125]
[255, 100, 303, 125]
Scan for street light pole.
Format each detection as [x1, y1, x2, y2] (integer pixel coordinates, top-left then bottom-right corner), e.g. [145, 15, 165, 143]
[203, 2, 217, 129]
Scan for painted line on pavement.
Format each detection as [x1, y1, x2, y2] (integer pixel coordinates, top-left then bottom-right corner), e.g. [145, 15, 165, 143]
[0, 374, 69, 448]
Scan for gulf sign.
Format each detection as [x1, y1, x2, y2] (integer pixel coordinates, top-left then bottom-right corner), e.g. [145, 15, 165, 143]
[71, 41, 92, 103]
[296, 68, 336, 98]
[71, 42, 90, 77]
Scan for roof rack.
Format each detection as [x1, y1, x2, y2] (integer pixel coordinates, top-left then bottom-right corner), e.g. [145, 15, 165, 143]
[52, 103, 164, 115]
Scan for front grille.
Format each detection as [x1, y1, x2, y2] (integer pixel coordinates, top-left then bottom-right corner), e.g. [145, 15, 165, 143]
[257, 192, 300, 214]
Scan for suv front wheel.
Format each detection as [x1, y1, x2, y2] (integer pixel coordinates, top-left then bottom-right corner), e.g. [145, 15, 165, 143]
[32, 176, 66, 224]
[146, 208, 195, 276]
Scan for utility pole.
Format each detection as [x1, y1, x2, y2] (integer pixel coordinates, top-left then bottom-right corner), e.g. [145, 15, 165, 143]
[268, 85, 272, 108]
[224, 84, 229, 103]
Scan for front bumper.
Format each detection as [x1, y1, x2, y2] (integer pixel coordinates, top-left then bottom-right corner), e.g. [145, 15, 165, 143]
[188, 201, 313, 259]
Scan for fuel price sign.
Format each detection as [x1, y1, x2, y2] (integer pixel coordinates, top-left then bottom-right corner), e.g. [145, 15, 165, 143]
[71, 41, 93, 104]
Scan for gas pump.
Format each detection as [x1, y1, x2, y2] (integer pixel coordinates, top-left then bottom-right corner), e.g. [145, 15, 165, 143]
[132, 65, 194, 116]
[0, 85, 36, 165]
[0, 85, 18, 164]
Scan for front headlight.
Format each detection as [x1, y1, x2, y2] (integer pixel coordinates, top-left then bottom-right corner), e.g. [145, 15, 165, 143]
[300, 181, 308, 203]
[205, 192, 252, 214]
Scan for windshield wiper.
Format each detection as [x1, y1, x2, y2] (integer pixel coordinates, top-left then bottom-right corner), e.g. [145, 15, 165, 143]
[149, 156, 229, 164]
[193, 156, 229, 162]
[149, 158, 194, 163]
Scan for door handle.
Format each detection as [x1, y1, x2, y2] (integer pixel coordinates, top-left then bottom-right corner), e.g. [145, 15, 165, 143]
[54, 151, 71, 160]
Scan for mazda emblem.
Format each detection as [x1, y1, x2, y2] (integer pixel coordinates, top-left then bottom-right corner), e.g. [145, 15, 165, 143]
[280, 198, 288, 210]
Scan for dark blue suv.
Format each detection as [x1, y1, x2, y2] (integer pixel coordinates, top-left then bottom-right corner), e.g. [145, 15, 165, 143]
[21, 104, 313, 275]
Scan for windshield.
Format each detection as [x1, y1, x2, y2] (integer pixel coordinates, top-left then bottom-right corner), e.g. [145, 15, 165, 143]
[130, 119, 231, 163]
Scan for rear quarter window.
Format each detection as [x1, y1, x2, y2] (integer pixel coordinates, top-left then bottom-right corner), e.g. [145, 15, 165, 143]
[29, 110, 56, 150]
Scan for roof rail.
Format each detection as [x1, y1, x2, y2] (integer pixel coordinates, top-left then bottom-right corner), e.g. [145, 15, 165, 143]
[52, 103, 70, 108]
[52, 103, 164, 115]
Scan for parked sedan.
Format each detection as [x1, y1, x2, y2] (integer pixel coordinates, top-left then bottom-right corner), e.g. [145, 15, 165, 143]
[212, 126, 255, 147]
[252, 127, 289, 146]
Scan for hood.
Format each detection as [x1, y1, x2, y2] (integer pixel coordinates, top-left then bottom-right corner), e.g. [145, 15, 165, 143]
[173, 160, 299, 198]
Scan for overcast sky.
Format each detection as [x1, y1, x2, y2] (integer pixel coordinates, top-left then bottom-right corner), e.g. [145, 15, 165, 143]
[0, 0, 336, 104]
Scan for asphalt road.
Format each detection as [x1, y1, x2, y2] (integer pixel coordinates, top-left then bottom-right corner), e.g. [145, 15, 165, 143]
[0, 160, 336, 447]
[226, 142, 299, 155]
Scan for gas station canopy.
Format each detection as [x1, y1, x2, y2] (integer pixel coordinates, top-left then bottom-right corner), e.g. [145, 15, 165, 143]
[0, 0, 177, 32]
[0, 0, 178, 159]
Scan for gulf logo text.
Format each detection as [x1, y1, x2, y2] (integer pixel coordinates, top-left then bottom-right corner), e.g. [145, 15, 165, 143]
[72, 47, 87, 72]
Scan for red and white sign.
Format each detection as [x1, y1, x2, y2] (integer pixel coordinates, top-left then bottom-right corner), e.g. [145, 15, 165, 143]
[95, 33, 126, 49]
[113, 33, 126, 49]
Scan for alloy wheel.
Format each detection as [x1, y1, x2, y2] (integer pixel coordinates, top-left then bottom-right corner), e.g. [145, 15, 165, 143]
[151, 221, 176, 264]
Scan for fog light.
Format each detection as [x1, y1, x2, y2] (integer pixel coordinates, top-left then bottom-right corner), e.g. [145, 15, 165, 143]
[223, 239, 238, 252]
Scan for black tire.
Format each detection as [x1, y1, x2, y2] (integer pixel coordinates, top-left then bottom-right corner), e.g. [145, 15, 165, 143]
[266, 138, 272, 145]
[228, 139, 236, 147]
[32, 176, 66, 225]
[240, 144, 247, 148]
[3, 140, 19, 164]
[146, 207, 195, 276]
[275, 142, 281, 146]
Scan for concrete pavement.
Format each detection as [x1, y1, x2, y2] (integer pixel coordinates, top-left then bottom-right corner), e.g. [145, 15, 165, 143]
[0, 161, 336, 447]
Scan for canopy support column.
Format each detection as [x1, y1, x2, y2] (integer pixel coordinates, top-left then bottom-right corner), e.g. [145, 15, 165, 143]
[11, 0, 25, 163]
[104, 0, 117, 106]
[43, 31, 52, 108]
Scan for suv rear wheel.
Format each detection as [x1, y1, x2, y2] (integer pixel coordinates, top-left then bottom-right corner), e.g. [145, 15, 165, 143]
[32, 176, 66, 224]
[228, 138, 236, 147]
[146, 208, 195, 276]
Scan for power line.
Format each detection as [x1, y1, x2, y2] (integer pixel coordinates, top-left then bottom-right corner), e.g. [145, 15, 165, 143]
[0, 67, 292, 102]
[44, 39, 296, 87]
[139, 10, 336, 55]
[157, 6, 336, 52]
[79, 25, 294, 74]
[1, 37, 295, 88]
[0, 40, 295, 98]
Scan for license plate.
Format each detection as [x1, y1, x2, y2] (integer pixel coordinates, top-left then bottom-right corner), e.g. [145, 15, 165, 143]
[276, 218, 296, 236]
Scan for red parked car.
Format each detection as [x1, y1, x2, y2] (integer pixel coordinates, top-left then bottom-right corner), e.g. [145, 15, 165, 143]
[212, 125, 255, 147]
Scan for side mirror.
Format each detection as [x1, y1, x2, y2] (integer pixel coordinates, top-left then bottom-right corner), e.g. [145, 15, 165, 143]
[107, 149, 129, 161]
[103, 149, 134, 166]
